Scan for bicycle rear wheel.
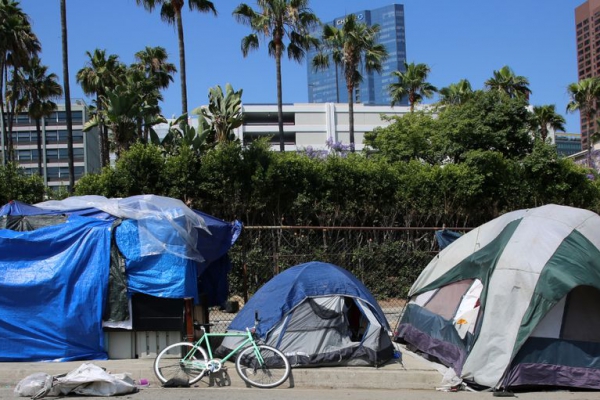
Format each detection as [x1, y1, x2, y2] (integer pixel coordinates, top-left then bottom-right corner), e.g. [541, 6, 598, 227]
[154, 342, 208, 385]
[235, 344, 291, 388]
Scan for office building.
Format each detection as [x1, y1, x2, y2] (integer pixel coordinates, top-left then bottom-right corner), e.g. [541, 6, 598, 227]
[234, 102, 412, 151]
[155, 103, 413, 152]
[555, 132, 582, 157]
[575, 0, 600, 149]
[307, 4, 407, 106]
[4, 101, 101, 191]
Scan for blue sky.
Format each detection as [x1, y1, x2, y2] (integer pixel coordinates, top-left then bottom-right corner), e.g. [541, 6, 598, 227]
[20, 0, 584, 132]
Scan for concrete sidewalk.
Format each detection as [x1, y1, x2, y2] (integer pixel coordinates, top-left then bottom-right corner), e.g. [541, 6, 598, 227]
[0, 345, 444, 391]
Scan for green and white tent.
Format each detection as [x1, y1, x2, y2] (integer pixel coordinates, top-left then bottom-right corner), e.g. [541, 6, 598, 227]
[395, 204, 600, 390]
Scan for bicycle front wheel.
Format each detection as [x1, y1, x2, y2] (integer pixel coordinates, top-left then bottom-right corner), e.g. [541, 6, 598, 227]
[235, 344, 291, 388]
[154, 342, 208, 385]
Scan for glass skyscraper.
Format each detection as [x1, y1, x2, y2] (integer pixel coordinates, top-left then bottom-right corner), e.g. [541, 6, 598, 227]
[307, 4, 407, 106]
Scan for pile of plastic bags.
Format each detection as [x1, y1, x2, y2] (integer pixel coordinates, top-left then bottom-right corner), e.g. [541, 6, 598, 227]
[14, 363, 137, 398]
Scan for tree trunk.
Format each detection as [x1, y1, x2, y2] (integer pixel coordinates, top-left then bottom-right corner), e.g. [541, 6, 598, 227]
[136, 116, 143, 141]
[96, 93, 107, 168]
[6, 95, 16, 163]
[348, 83, 355, 153]
[176, 12, 188, 115]
[102, 123, 109, 167]
[36, 118, 43, 176]
[5, 111, 13, 162]
[60, 0, 75, 193]
[587, 109, 594, 169]
[540, 126, 548, 143]
[346, 66, 356, 153]
[0, 54, 6, 165]
[276, 50, 284, 152]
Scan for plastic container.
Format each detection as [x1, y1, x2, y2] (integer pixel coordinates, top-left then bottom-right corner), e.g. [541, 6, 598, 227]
[136, 379, 149, 387]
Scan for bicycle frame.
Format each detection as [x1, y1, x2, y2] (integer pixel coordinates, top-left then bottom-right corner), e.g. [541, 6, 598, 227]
[182, 327, 265, 368]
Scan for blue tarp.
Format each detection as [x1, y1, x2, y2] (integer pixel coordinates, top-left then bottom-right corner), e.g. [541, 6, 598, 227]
[195, 210, 242, 306]
[435, 229, 462, 250]
[0, 199, 114, 220]
[229, 261, 389, 337]
[115, 219, 200, 300]
[1, 199, 241, 303]
[0, 197, 242, 362]
[0, 215, 112, 361]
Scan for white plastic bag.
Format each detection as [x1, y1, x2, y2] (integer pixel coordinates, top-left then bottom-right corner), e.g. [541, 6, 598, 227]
[54, 363, 137, 396]
[14, 363, 137, 398]
[14, 373, 60, 398]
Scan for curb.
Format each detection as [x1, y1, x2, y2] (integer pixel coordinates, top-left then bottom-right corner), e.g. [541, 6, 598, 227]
[0, 350, 443, 391]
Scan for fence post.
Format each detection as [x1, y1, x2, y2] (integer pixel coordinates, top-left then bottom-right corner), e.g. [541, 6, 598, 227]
[242, 228, 248, 303]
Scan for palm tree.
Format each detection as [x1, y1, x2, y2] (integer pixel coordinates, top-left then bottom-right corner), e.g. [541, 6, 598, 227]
[130, 46, 175, 142]
[192, 83, 244, 144]
[529, 105, 566, 143]
[389, 61, 437, 112]
[133, 46, 176, 91]
[0, 0, 40, 164]
[123, 66, 165, 142]
[83, 85, 140, 158]
[15, 57, 63, 176]
[485, 65, 531, 100]
[234, 0, 319, 152]
[438, 79, 473, 106]
[312, 14, 387, 151]
[60, 0, 75, 192]
[135, 0, 217, 115]
[151, 112, 208, 155]
[76, 49, 125, 167]
[567, 77, 600, 167]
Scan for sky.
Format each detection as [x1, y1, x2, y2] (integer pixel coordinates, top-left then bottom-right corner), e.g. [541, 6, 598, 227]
[19, 0, 585, 133]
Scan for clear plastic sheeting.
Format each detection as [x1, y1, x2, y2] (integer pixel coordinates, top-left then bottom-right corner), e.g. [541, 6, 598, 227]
[36, 195, 210, 262]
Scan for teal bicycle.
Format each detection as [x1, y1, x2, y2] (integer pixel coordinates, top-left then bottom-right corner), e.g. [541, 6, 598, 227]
[153, 314, 291, 389]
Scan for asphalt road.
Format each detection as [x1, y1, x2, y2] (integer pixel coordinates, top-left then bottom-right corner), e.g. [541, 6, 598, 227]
[3, 386, 600, 400]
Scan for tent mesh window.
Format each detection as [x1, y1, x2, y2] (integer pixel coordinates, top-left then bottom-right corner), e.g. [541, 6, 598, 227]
[423, 279, 474, 320]
[561, 285, 600, 343]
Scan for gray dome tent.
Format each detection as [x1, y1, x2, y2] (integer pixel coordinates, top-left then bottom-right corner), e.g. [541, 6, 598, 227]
[218, 262, 394, 367]
[396, 204, 600, 390]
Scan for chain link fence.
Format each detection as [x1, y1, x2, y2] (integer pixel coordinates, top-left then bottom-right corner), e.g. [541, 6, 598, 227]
[209, 226, 470, 333]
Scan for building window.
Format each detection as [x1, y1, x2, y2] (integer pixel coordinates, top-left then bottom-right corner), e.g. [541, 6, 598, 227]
[16, 131, 32, 144]
[58, 130, 68, 143]
[15, 113, 30, 125]
[75, 166, 85, 179]
[57, 111, 68, 124]
[45, 112, 58, 126]
[17, 150, 32, 161]
[47, 167, 59, 181]
[45, 130, 58, 144]
[243, 131, 296, 146]
[46, 149, 59, 162]
[71, 111, 83, 125]
[21, 168, 36, 177]
[73, 130, 84, 143]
